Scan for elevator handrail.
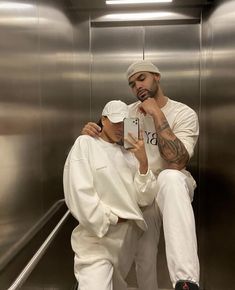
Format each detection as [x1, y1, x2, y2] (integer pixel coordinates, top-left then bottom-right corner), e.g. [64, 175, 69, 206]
[7, 209, 70, 290]
[0, 199, 66, 271]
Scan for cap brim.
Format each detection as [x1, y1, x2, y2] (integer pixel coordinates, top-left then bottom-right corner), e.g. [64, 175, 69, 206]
[107, 115, 125, 123]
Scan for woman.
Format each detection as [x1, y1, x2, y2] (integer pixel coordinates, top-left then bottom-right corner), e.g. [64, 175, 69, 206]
[63, 100, 157, 290]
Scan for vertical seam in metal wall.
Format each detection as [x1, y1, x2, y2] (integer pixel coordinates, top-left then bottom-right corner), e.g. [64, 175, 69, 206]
[37, 0, 44, 217]
[199, 11, 203, 141]
[198, 11, 202, 186]
[143, 26, 145, 60]
[89, 14, 93, 120]
[198, 9, 204, 289]
[71, 10, 76, 129]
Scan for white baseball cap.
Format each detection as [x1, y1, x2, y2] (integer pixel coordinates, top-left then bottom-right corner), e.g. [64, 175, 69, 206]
[126, 60, 161, 79]
[102, 100, 128, 123]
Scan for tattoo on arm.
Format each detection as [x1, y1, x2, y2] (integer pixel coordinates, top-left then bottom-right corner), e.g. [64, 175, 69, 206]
[156, 121, 170, 133]
[155, 119, 189, 166]
[158, 135, 189, 165]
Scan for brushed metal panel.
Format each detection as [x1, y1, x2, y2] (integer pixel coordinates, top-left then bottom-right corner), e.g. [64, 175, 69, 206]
[91, 26, 144, 121]
[0, 2, 84, 288]
[21, 215, 77, 290]
[38, 4, 75, 207]
[72, 12, 91, 137]
[145, 24, 200, 110]
[200, 1, 235, 289]
[0, 0, 42, 268]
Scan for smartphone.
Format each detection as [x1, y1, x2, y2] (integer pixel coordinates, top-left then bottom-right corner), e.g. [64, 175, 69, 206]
[123, 117, 139, 149]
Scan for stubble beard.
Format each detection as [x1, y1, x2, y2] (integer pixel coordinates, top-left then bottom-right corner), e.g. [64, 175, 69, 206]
[137, 83, 158, 102]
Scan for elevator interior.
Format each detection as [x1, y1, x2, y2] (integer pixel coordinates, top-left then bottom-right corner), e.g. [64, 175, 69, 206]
[0, 0, 235, 289]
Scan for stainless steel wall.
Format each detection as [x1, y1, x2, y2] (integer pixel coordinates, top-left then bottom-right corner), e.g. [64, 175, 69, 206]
[0, 1, 90, 287]
[91, 26, 144, 117]
[200, 0, 235, 289]
[1, 0, 235, 289]
[91, 23, 200, 289]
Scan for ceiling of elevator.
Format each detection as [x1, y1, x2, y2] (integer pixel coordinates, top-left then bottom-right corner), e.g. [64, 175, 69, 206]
[68, 0, 213, 10]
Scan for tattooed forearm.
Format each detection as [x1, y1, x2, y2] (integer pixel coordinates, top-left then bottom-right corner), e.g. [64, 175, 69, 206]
[157, 134, 189, 166]
[153, 116, 189, 168]
[156, 120, 170, 133]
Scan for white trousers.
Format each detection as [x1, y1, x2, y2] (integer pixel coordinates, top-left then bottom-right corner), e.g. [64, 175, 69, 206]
[135, 169, 200, 290]
[76, 259, 114, 290]
[73, 221, 142, 290]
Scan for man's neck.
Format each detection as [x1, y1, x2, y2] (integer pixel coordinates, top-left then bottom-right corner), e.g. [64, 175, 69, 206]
[155, 88, 168, 108]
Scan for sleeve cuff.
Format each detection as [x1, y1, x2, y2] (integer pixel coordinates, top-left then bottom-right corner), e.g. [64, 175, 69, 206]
[137, 168, 150, 179]
[109, 211, 118, 225]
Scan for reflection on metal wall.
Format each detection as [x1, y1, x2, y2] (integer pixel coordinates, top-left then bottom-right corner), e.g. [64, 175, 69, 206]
[200, 1, 235, 289]
[0, 1, 90, 287]
[91, 26, 144, 119]
[145, 25, 200, 109]
[0, 3, 41, 271]
[72, 12, 91, 135]
[1, 0, 235, 289]
[91, 23, 200, 289]
[90, 24, 200, 113]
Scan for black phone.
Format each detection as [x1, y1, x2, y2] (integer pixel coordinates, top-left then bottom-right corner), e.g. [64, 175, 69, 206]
[123, 117, 139, 149]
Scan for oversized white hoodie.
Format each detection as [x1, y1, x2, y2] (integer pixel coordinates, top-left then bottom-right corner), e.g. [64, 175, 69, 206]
[63, 135, 157, 238]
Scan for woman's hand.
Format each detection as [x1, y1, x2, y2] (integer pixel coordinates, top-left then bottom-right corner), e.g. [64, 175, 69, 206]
[125, 131, 148, 174]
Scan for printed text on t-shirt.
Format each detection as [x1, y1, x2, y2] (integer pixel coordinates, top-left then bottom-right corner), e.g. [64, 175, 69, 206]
[144, 131, 158, 146]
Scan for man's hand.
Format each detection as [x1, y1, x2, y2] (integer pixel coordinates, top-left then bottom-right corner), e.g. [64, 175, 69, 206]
[138, 98, 159, 116]
[81, 122, 101, 137]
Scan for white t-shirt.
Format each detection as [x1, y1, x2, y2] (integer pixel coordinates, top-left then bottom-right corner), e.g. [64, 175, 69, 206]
[128, 98, 199, 176]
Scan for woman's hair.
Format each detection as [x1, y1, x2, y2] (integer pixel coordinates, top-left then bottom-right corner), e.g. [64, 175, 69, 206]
[97, 116, 123, 145]
[97, 117, 103, 129]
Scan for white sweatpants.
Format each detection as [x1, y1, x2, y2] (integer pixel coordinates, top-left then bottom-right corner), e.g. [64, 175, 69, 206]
[73, 221, 142, 290]
[76, 259, 114, 290]
[135, 169, 200, 289]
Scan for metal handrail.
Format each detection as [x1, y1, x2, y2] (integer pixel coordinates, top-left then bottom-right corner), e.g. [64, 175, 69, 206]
[0, 199, 65, 271]
[7, 209, 70, 290]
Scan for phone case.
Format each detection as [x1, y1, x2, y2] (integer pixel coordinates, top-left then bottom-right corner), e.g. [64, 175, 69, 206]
[123, 117, 139, 149]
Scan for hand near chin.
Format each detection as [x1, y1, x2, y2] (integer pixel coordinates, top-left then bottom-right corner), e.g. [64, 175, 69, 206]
[138, 98, 158, 116]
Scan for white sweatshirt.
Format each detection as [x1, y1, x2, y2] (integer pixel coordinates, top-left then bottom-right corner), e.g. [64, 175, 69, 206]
[63, 135, 157, 238]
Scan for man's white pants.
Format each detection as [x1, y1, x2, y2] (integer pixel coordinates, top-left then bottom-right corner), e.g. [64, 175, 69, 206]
[135, 169, 200, 290]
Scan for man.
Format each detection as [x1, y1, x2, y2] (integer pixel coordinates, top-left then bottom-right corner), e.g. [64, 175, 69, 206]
[82, 60, 200, 290]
